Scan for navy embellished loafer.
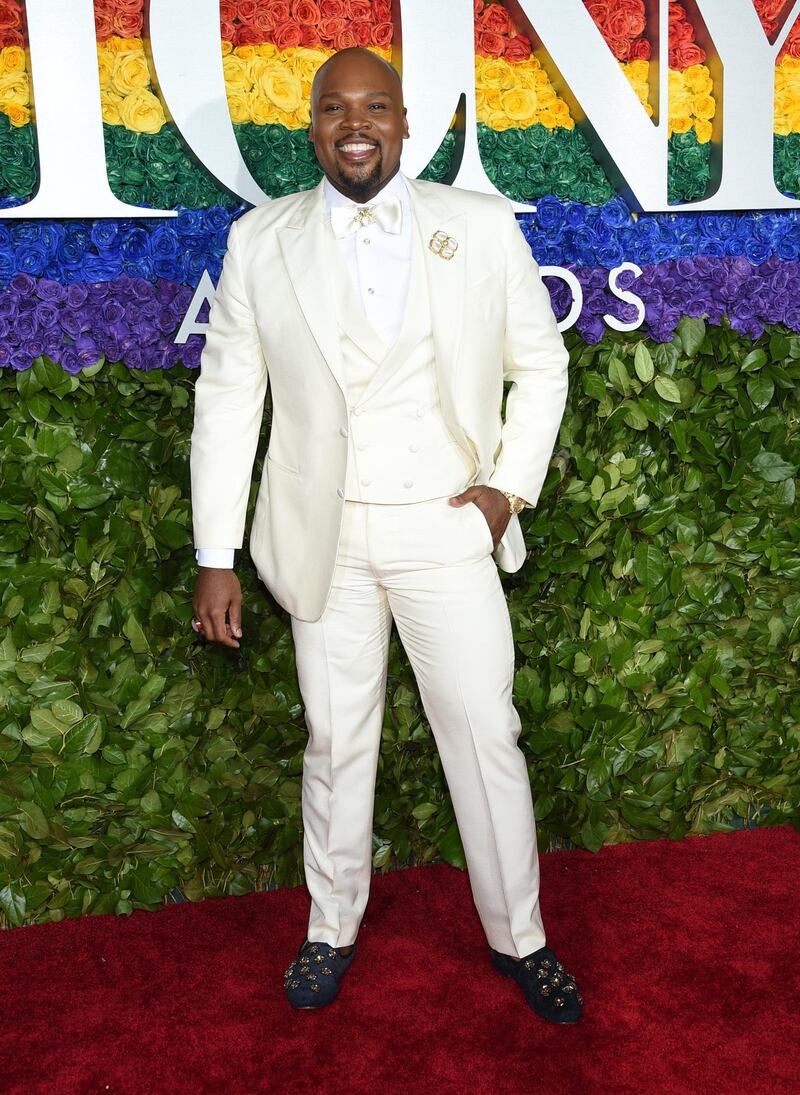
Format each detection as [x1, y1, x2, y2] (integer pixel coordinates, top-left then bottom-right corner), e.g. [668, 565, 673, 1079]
[491, 946, 583, 1024]
[283, 940, 356, 1009]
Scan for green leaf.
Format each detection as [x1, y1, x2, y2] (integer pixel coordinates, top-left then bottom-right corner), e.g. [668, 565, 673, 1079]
[123, 613, 150, 654]
[633, 543, 668, 589]
[746, 375, 774, 410]
[0, 885, 26, 927]
[437, 824, 466, 869]
[751, 452, 796, 482]
[634, 343, 655, 383]
[654, 375, 681, 403]
[17, 801, 50, 840]
[677, 316, 706, 356]
[623, 401, 649, 430]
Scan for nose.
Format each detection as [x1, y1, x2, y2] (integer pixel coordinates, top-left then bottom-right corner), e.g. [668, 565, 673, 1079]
[340, 105, 371, 130]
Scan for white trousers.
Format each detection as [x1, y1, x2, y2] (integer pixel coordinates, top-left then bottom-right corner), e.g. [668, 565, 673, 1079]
[290, 497, 546, 957]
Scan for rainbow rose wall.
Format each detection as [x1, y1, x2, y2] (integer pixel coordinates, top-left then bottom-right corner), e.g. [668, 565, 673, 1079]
[0, 1, 798, 926]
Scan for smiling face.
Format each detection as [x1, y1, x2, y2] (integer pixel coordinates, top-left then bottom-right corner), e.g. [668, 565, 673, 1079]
[309, 48, 409, 203]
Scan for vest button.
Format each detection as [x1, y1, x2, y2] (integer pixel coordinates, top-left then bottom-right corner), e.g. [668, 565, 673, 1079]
[353, 407, 364, 416]
[409, 443, 420, 453]
[339, 426, 348, 437]
[404, 480, 414, 489]
[337, 488, 344, 498]
[357, 442, 368, 452]
[416, 407, 425, 418]
[360, 478, 372, 487]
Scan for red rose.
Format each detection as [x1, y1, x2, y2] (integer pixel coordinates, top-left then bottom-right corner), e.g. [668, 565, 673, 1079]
[2, 27, 21, 45]
[669, 41, 706, 68]
[349, 1, 373, 20]
[293, 0, 320, 18]
[115, 11, 144, 37]
[0, 0, 21, 26]
[116, 0, 143, 13]
[319, 0, 346, 18]
[300, 23, 319, 46]
[478, 30, 505, 56]
[586, 2, 610, 26]
[236, 24, 264, 46]
[671, 19, 694, 45]
[371, 21, 393, 48]
[628, 37, 651, 60]
[219, 1, 237, 21]
[333, 27, 358, 49]
[94, 10, 114, 39]
[474, 0, 484, 16]
[503, 33, 532, 63]
[220, 20, 237, 41]
[480, 3, 512, 35]
[372, 0, 392, 21]
[274, 20, 304, 48]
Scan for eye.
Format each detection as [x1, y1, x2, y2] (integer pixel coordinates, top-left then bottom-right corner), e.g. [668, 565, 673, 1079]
[369, 103, 387, 111]
[324, 104, 343, 112]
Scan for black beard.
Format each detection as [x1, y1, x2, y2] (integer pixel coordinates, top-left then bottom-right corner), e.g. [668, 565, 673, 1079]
[334, 150, 384, 199]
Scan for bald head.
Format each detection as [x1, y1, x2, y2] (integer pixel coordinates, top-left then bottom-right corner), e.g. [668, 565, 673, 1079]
[308, 47, 409, 203]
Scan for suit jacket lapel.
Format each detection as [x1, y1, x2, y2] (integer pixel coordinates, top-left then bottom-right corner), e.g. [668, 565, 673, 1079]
[277, 181, 347, 396]
[405, 178, 468, 445]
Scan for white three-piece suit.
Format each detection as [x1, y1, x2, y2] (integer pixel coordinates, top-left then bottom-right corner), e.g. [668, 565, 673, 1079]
[191, 172, 570, 956]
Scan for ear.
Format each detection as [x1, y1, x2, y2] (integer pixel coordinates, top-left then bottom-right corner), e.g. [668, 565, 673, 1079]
[402, 107, 409, 140]
[307, 124, 314, 143]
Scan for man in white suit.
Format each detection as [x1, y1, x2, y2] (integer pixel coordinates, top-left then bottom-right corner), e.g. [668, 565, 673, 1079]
[191, 48, 582, 1022]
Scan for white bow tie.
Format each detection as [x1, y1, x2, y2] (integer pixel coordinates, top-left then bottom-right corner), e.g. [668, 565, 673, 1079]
[330, 196, 403, 239]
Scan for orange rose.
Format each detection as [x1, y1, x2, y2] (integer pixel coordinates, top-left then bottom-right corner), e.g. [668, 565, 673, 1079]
[478, 30, 505, 57]
[319, 16, 343, 44]
[607, 4, 646, 40]
[274, 20, 303, 48]
[504, 33, 532, 63]
[629, 37, 651, 60]
[349, 1, 373, 20]
[670, 42, 706, 68]
[319, 0, 346, 17]
[299, 24, 319, 47]
[333, 27, 357, 49]
[351, 20, 372, 47]
[220, 1, 237, 21]
[115, 12, 143, 38]
[586, 2, 610, 24]
[94, 10, 114, 39]
[237, 25, 263, 46]
[220, 20, 236, 40]
[293, 0, 321, 25]
[252, 10, 278, 33]
[480, 4, 512, 35]
[267, 1, 292, 20]
[372, 21, 393, 48]
[238, 1, 260, 19]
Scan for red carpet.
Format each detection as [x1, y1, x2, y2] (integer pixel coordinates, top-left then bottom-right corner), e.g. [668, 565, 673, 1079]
[2, 827, 799, 1095]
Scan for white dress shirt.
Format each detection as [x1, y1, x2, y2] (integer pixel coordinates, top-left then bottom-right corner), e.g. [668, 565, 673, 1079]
[197, 173, 414, 569]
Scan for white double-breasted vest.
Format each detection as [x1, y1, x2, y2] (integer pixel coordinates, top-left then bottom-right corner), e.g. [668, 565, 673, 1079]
[326, 222, 473, 505]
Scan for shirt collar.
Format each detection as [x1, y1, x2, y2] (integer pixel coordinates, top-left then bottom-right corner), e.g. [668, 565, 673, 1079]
[323, 171, 409, 222]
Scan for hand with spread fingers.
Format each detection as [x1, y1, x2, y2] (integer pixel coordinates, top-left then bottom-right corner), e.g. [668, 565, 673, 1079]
[192, 568, 243, 649]
[449, 485, 513, 548]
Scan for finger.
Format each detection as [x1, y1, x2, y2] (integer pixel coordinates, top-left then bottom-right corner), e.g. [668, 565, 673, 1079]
[211, 608, 241, 649]
[228, 593, 243, 641]
[449, 487, 480, 506]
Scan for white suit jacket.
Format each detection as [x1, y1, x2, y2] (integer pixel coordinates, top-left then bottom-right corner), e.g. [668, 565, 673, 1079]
[191, 177, 569, 622]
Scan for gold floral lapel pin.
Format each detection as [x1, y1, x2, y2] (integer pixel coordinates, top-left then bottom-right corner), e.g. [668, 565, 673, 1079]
[429, 229, 459, 261]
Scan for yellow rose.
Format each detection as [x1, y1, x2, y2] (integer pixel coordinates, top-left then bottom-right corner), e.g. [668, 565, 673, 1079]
[97, 49, 114, 91]
[476, 57, 514, 91]
[0, 72, 29, 106]
[694, 119, 713, 143]
[786, 102, 800, 132]
[256, 43, 280, 59]
[118, 88, 166, 134]
[290, 48, 329, 84]
[294, 100, 312, 127]
[112, 50, 151, 96]
[685, 65, 712, 95]
[501, 87, 538, 124]
[670, 115, 693, 135]
[537, 85, 556, 109]
[0, 100, 29, 126]
[101, 89, 124, 126]
[221, 40, 233, 58]
[247, 92, 278, 126]
[670, 89, 693, 118]
[226, 90, 252, 124]
[538, 109, 557, 129]
[533, 68, 550, 89]
[1, 45, 26, 76]
[692, 94, 715, 121]
[234, 45, 258, 63]
[223, 54, 252, 94]
[260, 69, 304, 114]
[551, 99, 572, 124]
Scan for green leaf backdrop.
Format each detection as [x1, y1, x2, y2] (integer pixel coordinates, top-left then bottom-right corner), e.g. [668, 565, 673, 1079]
[1, 319, 798, 927]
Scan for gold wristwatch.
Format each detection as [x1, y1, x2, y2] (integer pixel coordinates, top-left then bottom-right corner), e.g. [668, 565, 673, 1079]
[501, 491, 526, 516]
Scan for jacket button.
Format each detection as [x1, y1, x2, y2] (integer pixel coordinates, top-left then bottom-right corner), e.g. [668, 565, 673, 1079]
[337, 488, 344, 498]
[404, 480, 414, 489]
[409, 443, 420, 453]
[339, 426, 348, 437]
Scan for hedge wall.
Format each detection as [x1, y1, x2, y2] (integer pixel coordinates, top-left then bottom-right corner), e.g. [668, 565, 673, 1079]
[1, 318, 798, 927]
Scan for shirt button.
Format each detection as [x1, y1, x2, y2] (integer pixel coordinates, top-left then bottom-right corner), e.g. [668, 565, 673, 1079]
[409, 443, 420, 453]
[360, 478, 372, 486]
[416, 407, 425, 418]
[404, 480, 414, 489]
[367, 288, 375, 295]
[337, 487, 344, 498]
[339, 426, 348, 437]
[353, 407, 364, 416]
[357, 442, 368, 452]
[363, 238, 371, 245]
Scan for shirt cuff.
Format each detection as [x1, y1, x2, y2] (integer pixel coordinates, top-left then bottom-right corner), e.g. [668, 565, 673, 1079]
[196, 549, 235, 569]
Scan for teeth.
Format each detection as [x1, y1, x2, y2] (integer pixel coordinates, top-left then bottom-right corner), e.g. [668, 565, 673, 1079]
[340, 143, 376, 153]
